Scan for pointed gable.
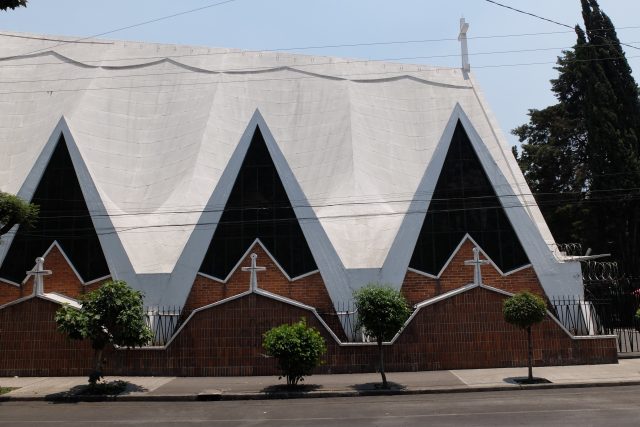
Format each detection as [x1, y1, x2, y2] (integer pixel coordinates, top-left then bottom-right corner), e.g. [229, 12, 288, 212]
[199, 128, 317, 279]
[409, 121, 529, 275]
[0, 136, 109, 283]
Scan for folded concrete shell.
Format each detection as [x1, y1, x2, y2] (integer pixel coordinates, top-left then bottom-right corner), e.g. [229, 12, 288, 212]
[0, 31, 584, 312]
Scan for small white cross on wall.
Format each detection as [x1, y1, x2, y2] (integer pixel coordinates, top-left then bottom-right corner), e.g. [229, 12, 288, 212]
[241, 253, 266, 291]
[25, 257, 52, 296]
[464, 247, 490, 286]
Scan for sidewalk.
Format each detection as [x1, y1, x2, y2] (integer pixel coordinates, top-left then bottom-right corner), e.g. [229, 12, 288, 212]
[2, 359, 640, 402]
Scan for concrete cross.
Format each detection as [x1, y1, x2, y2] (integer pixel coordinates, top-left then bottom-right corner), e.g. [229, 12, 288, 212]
[26, 257, 52, 296]
[241, 253, 266, 291]
[458, 18, 471, 74]
[464, 247, 490, 286]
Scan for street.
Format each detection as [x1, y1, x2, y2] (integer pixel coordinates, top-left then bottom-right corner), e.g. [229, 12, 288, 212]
[1, 386, 639, 426]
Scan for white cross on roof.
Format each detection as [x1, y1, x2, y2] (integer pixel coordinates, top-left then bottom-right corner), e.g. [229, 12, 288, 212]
[464, 247, 490, 286]
[241, 253, 266, 291]
[26, 257, 52, 296]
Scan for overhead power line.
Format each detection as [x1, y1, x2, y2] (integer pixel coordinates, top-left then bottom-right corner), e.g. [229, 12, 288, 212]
[483, 0, 640, 51]
[5, 24, 640, 63]
[0, 52, 637, 96]
[25, 185, 640, 221]
[484, 0, 573, 29]
[2, 39, 639, 76]
[16, 0, 244, 57]
[16, 190, 640, 238]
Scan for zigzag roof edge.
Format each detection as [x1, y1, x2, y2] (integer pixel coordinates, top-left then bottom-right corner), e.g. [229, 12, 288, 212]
[0, 31, 582, 306]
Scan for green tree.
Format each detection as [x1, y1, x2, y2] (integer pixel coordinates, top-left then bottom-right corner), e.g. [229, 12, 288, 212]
[0, 191, 39, 239]
[514, 0, 640, 275]
[55, 280, 153, 386]
[577, 0, 640, 274]
[503, 292, 547, 383]
[0, 0, 26, 11]
[263, 318, 327, 387]
[353, 284, 411, 389]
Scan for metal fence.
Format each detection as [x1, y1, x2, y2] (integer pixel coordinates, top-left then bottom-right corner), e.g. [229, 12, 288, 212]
[550, 294, 640, 353]
[318, 302, 374, 343]
[142, 291, 640, 352]
[144, 306, 187, 346]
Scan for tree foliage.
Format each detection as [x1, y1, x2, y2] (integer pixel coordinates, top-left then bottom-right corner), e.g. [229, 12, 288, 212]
[262, 318, 327, 387]
[55, 280, 153, 385]
[503, 292, 547, 330]
[353, 283, 411, 388]
[514, 0, 640, 275]
[0, 191, 39, 238]
[0, 0, 26, 11]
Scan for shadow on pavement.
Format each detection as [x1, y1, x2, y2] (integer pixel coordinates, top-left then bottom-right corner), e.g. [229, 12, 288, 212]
[260, 384, 322, 394]
[350, 382, 406, 391]
[504, 377, 552, 385]
[45, 381, 148, 403]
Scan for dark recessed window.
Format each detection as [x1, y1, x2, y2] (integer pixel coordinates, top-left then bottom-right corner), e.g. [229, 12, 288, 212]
[199, 128, 317, 279]
[409, 121, 529, 274]
[0, 137, 109, 283]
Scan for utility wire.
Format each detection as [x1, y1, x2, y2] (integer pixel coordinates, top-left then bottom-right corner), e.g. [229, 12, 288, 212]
[483, 0, 640, 51]
[484, 0, 573, 29]
[15, 0, 244, 57]
[15, 191, 640, 238]
[2, 40, 639, 82]
[13, 169, 640, 216]
[0, 52, 638, 96]
[4, 25, 640, 66]
[23, 185, 640, 221]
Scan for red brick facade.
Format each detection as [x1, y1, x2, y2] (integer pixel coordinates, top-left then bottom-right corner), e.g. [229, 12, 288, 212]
[185, 243, 334, 313]
[0, 298, 95, 376]
[0, 244, 109, 306]
[0, 289, 617, 377]
[0, 238, 618, 377]
[184, 243, 346, 339]
[401, 240, 546, 306]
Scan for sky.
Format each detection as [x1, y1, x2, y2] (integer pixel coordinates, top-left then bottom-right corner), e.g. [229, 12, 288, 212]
[2, 0, 640, 148]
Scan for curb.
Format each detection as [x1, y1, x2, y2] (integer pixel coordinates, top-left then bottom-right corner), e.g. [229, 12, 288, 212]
[3, 380, 640, 402]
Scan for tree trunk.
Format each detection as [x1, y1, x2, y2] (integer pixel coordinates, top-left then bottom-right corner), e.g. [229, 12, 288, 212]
[90, 348, 104, 386]
[527, 326, 533, 382]
[378, 340, 387, 389]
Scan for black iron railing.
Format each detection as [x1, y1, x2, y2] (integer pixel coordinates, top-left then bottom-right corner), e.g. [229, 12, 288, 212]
[318, 301, 372, 342]
[142, 293, 639, 352]
[144, 306, 187, 346]
[550, 294, 640, 353]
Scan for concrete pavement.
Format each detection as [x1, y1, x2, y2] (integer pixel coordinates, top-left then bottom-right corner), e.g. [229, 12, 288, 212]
[2, 358, 640, 401]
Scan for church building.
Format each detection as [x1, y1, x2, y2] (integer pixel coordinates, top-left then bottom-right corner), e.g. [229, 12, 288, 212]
[0, 26, 616, 376]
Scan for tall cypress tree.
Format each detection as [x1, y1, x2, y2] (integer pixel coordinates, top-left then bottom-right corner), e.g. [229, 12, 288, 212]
[513, 39, 589, 247]
[515, 0, 640, 275]
[578, 0, 640, 275]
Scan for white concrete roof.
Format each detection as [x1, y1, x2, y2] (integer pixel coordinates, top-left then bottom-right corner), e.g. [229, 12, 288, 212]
[0, 31, 581, 306]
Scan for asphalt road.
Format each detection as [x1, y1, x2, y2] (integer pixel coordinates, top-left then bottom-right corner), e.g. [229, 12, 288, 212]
[1, 386, 639, 426]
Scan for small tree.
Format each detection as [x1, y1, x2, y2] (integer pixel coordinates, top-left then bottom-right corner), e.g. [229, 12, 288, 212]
[503, 292, 547, 382]
[0, 0, 27, 11]
[55, 280, 153, 386]
[353, 283, 411, 389]
[0, 191, 39, 239]
[263, 318, 327, 387]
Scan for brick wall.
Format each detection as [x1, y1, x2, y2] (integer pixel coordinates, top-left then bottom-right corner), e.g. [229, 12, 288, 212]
[402, 240, 546, 306]
[0, 245, 109, 306]
[0, 280, 22, 306]
[184, 243, 345, 339]
[0, 289, 617, 377]
[0, 298, 95, 376]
